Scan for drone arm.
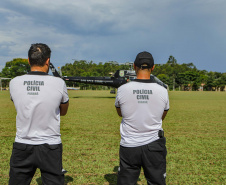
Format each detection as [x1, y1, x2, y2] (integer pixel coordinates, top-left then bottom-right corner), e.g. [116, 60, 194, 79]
[49, 63, 62, 78]
[150, 74, 168, 89]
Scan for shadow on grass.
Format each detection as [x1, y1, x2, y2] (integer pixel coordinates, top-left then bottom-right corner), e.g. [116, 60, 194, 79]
[104, 166, 118, 185]
[104, 166, 142, 185]
[36, 175, 73, 185]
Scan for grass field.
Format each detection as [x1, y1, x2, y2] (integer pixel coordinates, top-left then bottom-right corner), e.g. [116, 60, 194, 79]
[0, 90, 225, 185]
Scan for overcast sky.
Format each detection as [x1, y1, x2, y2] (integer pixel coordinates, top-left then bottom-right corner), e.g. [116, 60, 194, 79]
[0, 0, 225, 73]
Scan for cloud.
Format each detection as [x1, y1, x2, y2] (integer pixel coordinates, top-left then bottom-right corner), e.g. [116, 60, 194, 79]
[0, 0, 225, 72]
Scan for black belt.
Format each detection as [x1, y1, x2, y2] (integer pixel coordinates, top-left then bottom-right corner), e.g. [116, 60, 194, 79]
[158, 130, 164, 138]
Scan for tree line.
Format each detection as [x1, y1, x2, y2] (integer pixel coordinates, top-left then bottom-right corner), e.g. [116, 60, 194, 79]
[0, 57, 225, 91]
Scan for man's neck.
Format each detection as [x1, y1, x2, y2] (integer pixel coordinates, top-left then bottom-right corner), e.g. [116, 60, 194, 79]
[30, 66, 48, 73]
[134, 65, 153, 79]
[136, 73, 151, 79]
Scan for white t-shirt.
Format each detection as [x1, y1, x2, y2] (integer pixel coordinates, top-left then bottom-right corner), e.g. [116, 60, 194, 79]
[9, 71, 69, 145]
[115, 79, 169, 147]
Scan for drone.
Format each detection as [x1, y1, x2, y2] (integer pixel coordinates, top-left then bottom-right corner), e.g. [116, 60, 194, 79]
[49, 63, 167, 93]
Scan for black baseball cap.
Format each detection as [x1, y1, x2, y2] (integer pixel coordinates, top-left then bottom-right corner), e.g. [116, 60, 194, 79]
[134, 51, 154, 69]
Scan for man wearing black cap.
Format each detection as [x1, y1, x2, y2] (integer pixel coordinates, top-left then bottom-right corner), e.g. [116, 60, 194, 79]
[115, 51, 169, 185]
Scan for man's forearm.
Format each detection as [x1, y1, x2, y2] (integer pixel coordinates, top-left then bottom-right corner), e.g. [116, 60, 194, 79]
[60, 102, 69, 116]
[116, 107, 122, 117]
[162, 110, 168, 121]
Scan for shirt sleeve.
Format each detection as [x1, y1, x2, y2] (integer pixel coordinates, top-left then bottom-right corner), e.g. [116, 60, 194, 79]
[164, 92, 170, 111]
[115, 90, 120, 108]
[61, 82, 69, 104]
[9, 81, 13, 101]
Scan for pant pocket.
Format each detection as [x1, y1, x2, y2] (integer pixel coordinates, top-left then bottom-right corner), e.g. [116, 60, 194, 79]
[147, 139, 167, 168]
[10, 143, 31, 167]
[40, 144, 63, 175]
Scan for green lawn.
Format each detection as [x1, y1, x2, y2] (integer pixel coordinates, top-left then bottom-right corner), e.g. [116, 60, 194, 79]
[0, 90, 225, 184]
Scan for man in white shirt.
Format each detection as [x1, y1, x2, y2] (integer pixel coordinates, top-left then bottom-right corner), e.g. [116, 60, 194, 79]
[115, 51, 169, 185]
[9, 43, 69, 185]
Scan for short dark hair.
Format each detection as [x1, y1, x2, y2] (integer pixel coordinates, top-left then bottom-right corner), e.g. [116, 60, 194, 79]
[28, 43, 51, 66]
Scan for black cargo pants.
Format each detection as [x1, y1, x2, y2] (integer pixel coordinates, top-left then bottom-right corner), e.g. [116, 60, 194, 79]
[117, 137, 167, 185]
[9, 142, 66, 185]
